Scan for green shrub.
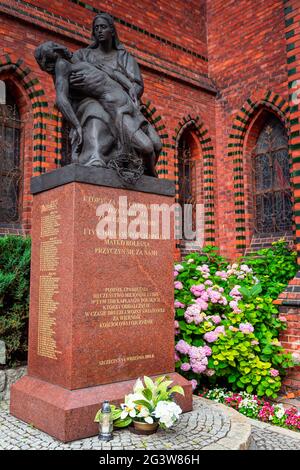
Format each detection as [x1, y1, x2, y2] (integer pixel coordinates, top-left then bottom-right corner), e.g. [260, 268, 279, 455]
[174, 242, 297, 398]
[0, 235, 31, 367]
[242, 239, 298, 299]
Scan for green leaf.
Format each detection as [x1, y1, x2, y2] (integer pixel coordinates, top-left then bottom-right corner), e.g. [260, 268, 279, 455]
[142, 388, 153, 401]
[114, 416, 132, 428]
[143, 376, 155, 392]
[155, 375, 166, 385]
[112, 409, 122, 420]
[169, 385, 184, 396]
[133, 400, 153, 411]
[228, 375, 237, 383]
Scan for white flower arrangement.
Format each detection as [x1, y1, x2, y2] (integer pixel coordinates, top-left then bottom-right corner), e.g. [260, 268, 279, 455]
[95, 375, 184, 430]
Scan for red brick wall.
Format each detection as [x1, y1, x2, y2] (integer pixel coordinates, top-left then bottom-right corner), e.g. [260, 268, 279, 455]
[23, 0, 208, 59]
[0, 0, 215, 242]
[1, 0, 297, 262]
[207, 0, 289, 259]
[275, 0, 300, 392]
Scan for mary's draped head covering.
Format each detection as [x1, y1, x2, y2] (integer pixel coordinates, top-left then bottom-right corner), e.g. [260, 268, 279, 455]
[89, 13, 125, 50]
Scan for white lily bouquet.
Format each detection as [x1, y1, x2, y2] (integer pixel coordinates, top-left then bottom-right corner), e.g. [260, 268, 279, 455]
[95, 375, 184, 431]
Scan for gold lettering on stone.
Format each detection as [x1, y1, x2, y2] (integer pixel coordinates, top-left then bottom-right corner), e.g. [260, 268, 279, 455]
[41, 210, 61, 237]
[37, 200, 61, 359]
[40, 239, 62, 271]
[99, 354, 155, 366]
[84, 287, 165, 330]
[37, 275, 60, 359]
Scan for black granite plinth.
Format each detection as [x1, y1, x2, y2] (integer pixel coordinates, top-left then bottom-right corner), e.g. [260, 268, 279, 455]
[31, 164, 175, 197]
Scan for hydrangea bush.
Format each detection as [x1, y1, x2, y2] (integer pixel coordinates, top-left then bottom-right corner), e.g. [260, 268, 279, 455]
[202, 388, 300, 432]
[174, 244, 299, 399]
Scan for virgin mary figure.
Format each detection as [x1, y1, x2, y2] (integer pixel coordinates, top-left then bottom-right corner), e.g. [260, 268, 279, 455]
[69, 13, 161, 176]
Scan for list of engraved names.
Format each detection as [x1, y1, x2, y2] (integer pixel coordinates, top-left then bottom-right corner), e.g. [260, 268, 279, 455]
[37, 200, 61, 360]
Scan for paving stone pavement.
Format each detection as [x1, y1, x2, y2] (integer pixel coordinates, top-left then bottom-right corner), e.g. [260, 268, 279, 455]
[247, 418, 300, 450]
[1, 396, 299, 450]
[0, 397, 250, 450]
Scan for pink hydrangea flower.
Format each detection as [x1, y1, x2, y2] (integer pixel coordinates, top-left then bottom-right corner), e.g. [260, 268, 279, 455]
[203, 331, 219, 343]
[181, 362, 191, 372]
[229, 285, 242, 300]
[204, 280, 213, 286]
[199, 291, 209, 302]
[202, 345, 212, 356]
[191, 363, 207, 373]
[239, 323, 254, 334]
[174, 301, 185, 309]
[175, 264, 184, 272]
[205, 369, 215, 377]
[211, 315, 221, 325]
[190, 284, 205, 297]
[195, 298, 209, 311]
[189, 346, 208, 361]
[215, 325, 225, 335]
[229, 300, 242, 314]
[188, 346, 209, 374]
[207, 288, 221, 303]
[216, 270, 228, 280]
[251, 339, 259, 346]
[174, 270, 179, 277]
[175, 352, 180, 362]
[270, 368, 279, 377]
[190, 379, 198, 390]
[174, 281, 183, 290]
[184, 304, 205, 324]
[175, 340, 191, 355]
[240, 264, 252, 273]
[292, 352, 300, 364]
[279, 316, 287, 322]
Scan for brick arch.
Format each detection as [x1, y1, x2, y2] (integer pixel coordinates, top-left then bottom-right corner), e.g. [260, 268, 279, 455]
[0, 52, 49, 175]
[141, 100, 169, 177]
[228, 90, 290, 253]
[172, 115, 216, 244]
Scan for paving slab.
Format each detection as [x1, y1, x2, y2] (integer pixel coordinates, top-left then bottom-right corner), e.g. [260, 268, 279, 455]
[0, 396, 251, 450]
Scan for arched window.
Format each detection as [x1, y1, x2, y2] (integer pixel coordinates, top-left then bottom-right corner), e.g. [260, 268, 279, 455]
[0, 81, 21, 224]
[253, 115, 292, 235]
[177, 129, 198, 243]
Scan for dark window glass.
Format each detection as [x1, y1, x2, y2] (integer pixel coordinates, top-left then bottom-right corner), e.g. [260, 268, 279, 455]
[253, 116, 292, 234]
[0, 82, 21, 224]
[178, 133, 196, 239]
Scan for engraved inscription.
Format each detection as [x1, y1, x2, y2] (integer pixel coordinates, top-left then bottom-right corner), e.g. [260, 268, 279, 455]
[40, 239, 62, 272]
[37, 200, 62, 359]
[38, 275, 59, 359]
[99, 354, 155, 366]
[84, 286, 165, 330]
[41, 210, 61, 237]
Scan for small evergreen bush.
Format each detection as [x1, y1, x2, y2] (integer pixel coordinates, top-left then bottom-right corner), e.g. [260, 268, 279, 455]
[0, 235, 31, 367]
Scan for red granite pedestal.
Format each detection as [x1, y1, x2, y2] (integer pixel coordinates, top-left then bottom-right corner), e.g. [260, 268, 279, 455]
[10, 166, 192, 442]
